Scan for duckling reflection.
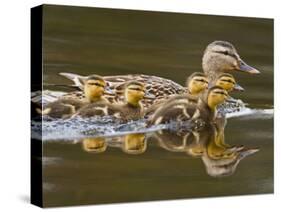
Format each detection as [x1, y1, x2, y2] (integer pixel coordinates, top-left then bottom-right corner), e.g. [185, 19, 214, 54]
[81, 137, 107, 153]
[152, 129, 199, 153]
[150, 124, 259, 177]
[121, 133, 147, 155]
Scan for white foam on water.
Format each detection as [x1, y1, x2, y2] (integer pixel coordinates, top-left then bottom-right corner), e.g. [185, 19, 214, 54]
[226, 108, 274, 119]
[32, 116, 168, 142]
[31, 107, 273, 142]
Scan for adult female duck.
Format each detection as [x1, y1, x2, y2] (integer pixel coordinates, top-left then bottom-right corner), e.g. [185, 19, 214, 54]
[58, 41, 259, 109]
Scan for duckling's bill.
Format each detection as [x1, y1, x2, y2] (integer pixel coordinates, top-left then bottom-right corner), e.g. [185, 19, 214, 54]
[233, 83, 244, 92]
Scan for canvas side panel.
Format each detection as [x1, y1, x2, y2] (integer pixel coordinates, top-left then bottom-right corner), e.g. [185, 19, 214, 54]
[31, 5, 43, 208]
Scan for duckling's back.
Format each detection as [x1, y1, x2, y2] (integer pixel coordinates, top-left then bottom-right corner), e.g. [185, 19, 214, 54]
[148, 97, 199, 125]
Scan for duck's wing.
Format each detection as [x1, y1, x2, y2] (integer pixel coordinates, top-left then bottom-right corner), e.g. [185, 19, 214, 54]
[106, 74, 186, 106]
[31, 90, 68, 106]
[59, 73, 185, 94]
[58, 73, 186, 108]
[59, 72, 87, 89]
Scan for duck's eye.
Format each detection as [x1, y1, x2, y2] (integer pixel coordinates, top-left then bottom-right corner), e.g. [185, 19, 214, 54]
[214, 50, 229, 56]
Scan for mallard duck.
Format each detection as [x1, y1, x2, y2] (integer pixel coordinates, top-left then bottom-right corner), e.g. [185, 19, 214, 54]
[202, 41, 260, 83]
[148, 86, 229, 126]
[40, 75, 109, 118]
[58, 41, 258, 109]
[75, 81, 146, 122]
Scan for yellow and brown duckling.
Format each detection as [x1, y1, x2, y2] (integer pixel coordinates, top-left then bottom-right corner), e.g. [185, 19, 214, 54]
[145, 72, 242, 118]
[185, 72, 209, 95]
[58, 41, 258, 110]
[40, 75, 109, 118]
[148, 86, 230, 126]
[145, 72, 209, 116]
[214, 73, 244, 92]
[75, 81, 146, 122]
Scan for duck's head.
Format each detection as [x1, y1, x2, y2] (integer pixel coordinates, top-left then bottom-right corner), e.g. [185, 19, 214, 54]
[215, 73, 244, 92]
[122, 133, 146, 155]
[82, 137, 107, 153]
[202, 41, 260, 79]
[124, 81, 145, 106]
[84, 75, 107, 102]
[207, 86, 229, 110]
[186, 72, 209, 95]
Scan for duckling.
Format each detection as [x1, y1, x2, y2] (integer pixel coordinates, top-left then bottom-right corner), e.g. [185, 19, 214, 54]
[58, 41, 258, 110]
[214, 73, 244, 92]
[148, 86, 229, 126]
[185, 72, 209, 95]
[152, 129, 199, 153]
[145, 72, 209, 116]
[41, 75, 108, 118]
[121, 133, 147, 155]
[146, 73, 242, 118]
[75, 81, 146, 122]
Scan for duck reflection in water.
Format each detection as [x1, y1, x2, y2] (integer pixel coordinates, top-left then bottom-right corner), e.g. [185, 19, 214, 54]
[78, 124, 258, 177]
[81, 137, 107, 153]
[80, 133, 147, 155]
[151, 123, 259, 177]
[121, 133, 147, 155]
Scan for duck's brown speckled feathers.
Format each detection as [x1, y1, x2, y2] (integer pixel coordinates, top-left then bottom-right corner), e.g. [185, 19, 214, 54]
[61, 74, 187, 109]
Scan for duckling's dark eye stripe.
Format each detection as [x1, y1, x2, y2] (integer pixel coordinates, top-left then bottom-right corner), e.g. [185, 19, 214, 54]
[195, 79, 208, 83]
[214, 91, 227, 95]
[88, 82, 104, 87]
[221, 79, 235, 84]
[129, 87, 143, 91]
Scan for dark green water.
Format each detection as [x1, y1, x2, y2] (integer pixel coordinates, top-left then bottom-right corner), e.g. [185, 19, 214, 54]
[41, 5, 273, 207]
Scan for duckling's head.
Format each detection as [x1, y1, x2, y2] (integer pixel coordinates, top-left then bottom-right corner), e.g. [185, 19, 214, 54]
[122, 133, 147, 155]
[215, 73, 244, 92]
[82, 137, 107, 153]
[124, 81, 145, 106]
[207, 86, 229, 110]
[84, 75, 106, 102]
[186, 72, 209, 95]
[202, 41, 260, 80]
